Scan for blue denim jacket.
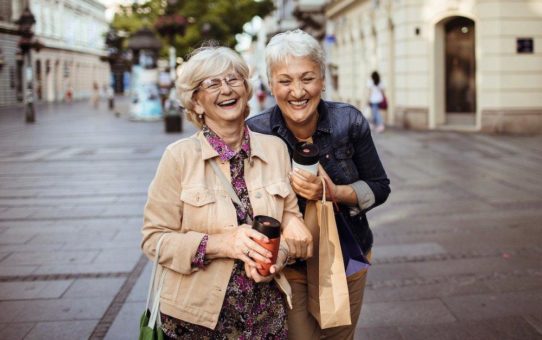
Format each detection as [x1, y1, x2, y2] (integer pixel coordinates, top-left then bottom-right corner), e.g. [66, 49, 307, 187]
[246, 100, 390, 253]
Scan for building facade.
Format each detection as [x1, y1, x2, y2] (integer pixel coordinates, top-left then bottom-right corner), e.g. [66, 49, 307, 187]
[0, 0, 110, 107]
[326, 0, 542, 134]
[0, 0, 24, 106]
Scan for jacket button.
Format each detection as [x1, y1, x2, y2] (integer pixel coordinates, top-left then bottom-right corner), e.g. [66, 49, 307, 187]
[255, 192, 262, 199]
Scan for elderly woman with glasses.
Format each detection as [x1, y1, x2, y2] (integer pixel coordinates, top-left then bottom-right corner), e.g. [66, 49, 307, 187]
[141, 45, 312, 339]
[247, 30, 390, 339]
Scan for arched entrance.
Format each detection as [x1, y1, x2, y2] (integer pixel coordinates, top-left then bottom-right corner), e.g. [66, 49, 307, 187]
[434, 16, 477, 129]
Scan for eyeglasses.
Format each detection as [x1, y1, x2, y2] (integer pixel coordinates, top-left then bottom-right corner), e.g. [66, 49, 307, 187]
[197, 74, 244, 93]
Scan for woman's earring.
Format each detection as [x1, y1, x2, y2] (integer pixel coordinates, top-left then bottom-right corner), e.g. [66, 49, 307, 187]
[198, 113, 203, 120]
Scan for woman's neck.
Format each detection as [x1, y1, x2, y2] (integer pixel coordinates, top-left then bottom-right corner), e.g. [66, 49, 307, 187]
[206, 120, 244, 151]
[285, 113, 318, 141]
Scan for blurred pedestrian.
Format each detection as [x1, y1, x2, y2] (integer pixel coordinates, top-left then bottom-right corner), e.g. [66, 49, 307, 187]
[90, 82, 100, 109]
[141, 45, 312, 339]
[65, 82, 73, 103]
[247, 29, 390, 340]
[107, 85, 115, 110]
[367, 71, 386, 133]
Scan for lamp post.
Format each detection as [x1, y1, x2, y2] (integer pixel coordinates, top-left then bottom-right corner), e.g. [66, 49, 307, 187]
[17, 7, 41, 123]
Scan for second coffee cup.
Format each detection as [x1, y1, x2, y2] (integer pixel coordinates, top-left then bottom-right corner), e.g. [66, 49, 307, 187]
[251, 215, 281, 276]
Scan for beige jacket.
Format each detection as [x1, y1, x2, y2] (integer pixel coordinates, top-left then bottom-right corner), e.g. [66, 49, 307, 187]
[141, 129, 301, 329]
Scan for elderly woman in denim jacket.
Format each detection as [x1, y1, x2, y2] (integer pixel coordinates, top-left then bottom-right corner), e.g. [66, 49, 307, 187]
[142, 45, 312, 339]
[247, 29, 391, 340]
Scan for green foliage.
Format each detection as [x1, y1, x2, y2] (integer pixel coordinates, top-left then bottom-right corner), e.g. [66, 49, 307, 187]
[111, 0, 274, 58]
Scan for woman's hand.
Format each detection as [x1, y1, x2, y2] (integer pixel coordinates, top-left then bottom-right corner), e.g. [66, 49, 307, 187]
[289, 166, 337, 201]
[244, 243, 289, 283]
[289, 168, 322, 200]
[281, 214, 313, 260]
[206, 224, 273, 270]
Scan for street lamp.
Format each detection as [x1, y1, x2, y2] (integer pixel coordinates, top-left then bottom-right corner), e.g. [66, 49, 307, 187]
[16, 7, 42, 123]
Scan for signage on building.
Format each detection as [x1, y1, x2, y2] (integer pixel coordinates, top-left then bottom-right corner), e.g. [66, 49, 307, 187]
[516, 38, 534, 54]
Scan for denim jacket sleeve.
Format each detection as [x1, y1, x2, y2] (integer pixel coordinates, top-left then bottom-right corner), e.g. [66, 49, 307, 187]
[350, 113, 390, 212]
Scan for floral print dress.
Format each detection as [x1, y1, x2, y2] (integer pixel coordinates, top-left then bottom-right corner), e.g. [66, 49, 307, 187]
[160, 125, 287, 339]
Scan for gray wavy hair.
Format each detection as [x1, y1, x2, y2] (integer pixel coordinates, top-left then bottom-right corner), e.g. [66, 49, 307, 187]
[176, 45, 253, 129]
[265, 29, 326, 81]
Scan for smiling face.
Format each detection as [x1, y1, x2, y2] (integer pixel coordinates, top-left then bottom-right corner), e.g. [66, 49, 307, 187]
[193, 71, 248, 130]
[269, 56, 324, 128]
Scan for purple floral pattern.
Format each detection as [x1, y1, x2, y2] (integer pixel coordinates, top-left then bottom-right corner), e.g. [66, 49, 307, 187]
[160, 125, 287, 339]
[192, 234, 208, 269]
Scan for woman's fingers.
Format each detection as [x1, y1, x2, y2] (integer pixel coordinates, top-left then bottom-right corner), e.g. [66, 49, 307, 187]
[290, 170, 323, 200]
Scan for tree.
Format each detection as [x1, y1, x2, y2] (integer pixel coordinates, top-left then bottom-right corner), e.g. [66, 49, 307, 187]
[111, 0, 274, 58]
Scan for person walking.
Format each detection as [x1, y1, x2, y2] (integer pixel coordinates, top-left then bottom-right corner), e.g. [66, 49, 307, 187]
[141, 45, 312, 339]
[367, 71, 386, 133]
[247, 29, 390, 340]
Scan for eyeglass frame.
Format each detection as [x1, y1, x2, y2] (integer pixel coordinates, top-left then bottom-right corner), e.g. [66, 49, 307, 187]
[194, 73, 245, 93]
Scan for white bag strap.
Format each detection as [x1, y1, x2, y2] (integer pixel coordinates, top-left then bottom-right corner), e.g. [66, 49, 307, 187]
[148, 269, 167, 329]
[144, 233, 167, 311]
[209, 159, 253, 225]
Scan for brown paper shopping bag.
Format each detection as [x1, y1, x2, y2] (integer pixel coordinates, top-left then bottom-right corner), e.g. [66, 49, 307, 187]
[305, 181, 351, 329]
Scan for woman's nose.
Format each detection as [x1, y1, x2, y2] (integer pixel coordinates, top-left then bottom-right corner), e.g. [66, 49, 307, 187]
[291, 80, 305, 97]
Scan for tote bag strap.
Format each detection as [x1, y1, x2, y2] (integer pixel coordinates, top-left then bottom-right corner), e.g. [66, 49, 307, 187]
[209, 159, 253, 225]
[144, 233, 167, 311]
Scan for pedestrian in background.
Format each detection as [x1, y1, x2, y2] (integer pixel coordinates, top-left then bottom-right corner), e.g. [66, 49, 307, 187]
[367, 70, 386, 133]
[247, 29, 390, 340]
[90, 82, 100, 109]
[141, 45, 312, 339]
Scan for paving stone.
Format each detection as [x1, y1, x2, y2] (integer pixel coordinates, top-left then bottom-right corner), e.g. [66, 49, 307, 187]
[126, 262, 152, 302]
[92, 248, 141, 264]
[524, 313, 542, 334]
[398, 316, 542, 340]
[442, 291, 542, 321]
[0, 265, 38, 276]
[24, 320, 97, 340]
[0, 322, 35, 339]
[2, 297, 112, 322]
[0, 207, 37, 220]
[104, 301, 145, 340]
[29, 231, 118, 244]
[63, 278, 125, 298]
[373, 242, 447, 260]
[364, 279, 489, 303]
[357, 300, 456, 328]
[355, 326, 404, 340]
[0, 280, 72, 300]
[1, 250, 98, 266]
[33, 262, 134, 275]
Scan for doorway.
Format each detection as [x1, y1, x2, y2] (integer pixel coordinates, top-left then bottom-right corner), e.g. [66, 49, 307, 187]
[444, 17, 476, 125]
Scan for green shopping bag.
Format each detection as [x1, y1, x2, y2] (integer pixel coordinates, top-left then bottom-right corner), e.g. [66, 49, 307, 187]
[139, 309, 164, 340]
[139, 234, 167, 340]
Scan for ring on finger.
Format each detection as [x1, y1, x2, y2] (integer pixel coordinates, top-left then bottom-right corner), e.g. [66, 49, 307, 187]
[244, 248, 250, 257]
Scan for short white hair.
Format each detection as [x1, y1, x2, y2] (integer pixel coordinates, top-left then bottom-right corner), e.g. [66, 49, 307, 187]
[265, 29, 325, 80]
[176, 46, 253, 129]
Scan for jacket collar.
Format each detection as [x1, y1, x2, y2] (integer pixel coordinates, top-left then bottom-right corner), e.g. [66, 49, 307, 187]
[269, 99, 331, 148]
[197, 127, 269, 164]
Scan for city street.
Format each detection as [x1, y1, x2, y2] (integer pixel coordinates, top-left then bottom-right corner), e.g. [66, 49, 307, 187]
[0, 99, 541, 339]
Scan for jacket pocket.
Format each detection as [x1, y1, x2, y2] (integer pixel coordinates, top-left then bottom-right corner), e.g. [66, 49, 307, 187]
[333, 144, 358, 180]
[260, 180, 291, 221]
[180, 188, 216, 232]
[334, 144, 354, 160]
[180, 188, 216, 206]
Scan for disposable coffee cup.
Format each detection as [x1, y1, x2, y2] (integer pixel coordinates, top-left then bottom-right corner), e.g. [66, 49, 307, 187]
[252, 215, 281, 276]
[292, 142, 320, 175]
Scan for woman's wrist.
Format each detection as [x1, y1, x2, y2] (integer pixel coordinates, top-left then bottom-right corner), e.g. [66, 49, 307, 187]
[334, 184, 358, 206]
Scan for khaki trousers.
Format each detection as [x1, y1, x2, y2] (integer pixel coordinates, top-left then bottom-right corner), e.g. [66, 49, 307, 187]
[287, 268, 369, 340]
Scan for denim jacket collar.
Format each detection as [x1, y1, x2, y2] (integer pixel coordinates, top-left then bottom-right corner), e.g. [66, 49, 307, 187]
[269, 100, 331, 147]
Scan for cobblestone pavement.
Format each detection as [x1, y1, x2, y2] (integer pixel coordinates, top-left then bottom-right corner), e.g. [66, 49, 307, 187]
[0, 99, 541, 339]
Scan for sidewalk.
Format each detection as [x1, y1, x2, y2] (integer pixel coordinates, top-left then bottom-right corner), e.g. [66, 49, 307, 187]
[0, 99, 541, 339]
